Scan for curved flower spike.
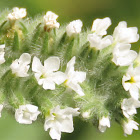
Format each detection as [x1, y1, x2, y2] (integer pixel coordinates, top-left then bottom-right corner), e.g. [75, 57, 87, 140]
[44, 11, 60, 29]
[10, 53, 31, 77]
[32, 56, 66, 90]
[91, 17, 111, 36]
[66, 20, 83, 37]
[65, 56, 86, 96]
[8, 7, 27, 20]
[113, 21, 139, 44]
[44, 105, 80, 140]
[15, 104, 40, 124]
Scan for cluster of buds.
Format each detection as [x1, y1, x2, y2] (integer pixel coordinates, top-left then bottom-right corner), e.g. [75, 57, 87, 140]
[0, 7, 140, 140]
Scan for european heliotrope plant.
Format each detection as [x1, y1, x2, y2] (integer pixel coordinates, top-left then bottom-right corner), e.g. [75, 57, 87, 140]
[0, 7, 140, 139]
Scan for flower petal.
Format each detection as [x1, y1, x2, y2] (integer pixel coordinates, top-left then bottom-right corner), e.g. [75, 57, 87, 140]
[32, 56, 44, 73]
[87, 33, 101, 48]
[43, 79, 55, 90]
[0, 104, 3, 117]
[129, 85, 139, 100]
[51, 71, 67, 85]
[63, 107, 80, 116]
[65, 56, 76, 74]
[92, 17, 111, 36]
[26, 104, 39, 113]
[49, 128, 61, 140]
[0, 52, 5, 64]
[73, 71, 86, 83]
[67, 82, 85, 96]
[44, 56, 60, 72]
[0, 44, 5, 49]
[60, 115, 74, 133]
[113, 21, 139, 44]
[18, 53, 31, 64]
[66, 20, 83, 37]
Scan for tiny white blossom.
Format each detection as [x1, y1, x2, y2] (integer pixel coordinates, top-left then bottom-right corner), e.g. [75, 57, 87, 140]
[65, 56, 86, 96]
[0, 104, 4, 117]
[66, 20, 83, 37]
[123, 119, 139, 135]
[113, 21, 139, 44]
[82, 111, 90, 119]
[32, 56, 66, 90]
[91, 17, 111, 36]
[88, 33, 113, 50]
[44, 11, 60, 29]
[8, 7, 27, 20]
[0, 44, 5, 64]
[44, 105, 80, 140]
[15, 104, 40, 124]
[122, 65, 140, 100]
[112, 43, 137, 66]
[10, 53, 31, 77]
[121, 98, 140, 118]
[98, 116, 110, 132]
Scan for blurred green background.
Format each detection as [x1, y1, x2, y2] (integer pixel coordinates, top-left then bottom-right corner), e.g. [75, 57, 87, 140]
[0, 0, 140, 140]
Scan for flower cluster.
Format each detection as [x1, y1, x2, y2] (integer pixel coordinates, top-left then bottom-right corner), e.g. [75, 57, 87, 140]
[14, 104, 79, 140]
[1, 7, 140, 140]
[44, 106, 79, 140]
[87, 18, 140, 135]
[88, 17, 113, 50]
[112, 22, 138, 66]
[31, 56, 86, 96]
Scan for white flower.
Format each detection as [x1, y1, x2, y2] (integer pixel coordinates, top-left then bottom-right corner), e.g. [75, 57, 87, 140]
[0, 104, 3, 117]
[44, 11, 60, 29]
[121, 98, 140, 118]
[32, 56, 66, 90]
[66, 20, 83, 37]
[98, 116, 110, 132]
[123, 119, 139, 135]
[82, 111, 90, 119]
[10, 53, 31, 77]
[122, 65, 140, 100]
[44, 105, 80, 140]
[65, 56, 86, 96]
[15, 104, 40, 124]
[112, 43, 137, 66]
[0, 44, 5, 64]
[87, 33, 113, 50]
[91, 17, 111, 36]
[8, 7, 27, 20]
[113, 21, 139, 44]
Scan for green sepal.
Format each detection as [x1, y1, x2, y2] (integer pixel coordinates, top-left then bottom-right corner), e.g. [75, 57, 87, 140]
[41, 31, 49, 55]
[12, 31, 19, 51]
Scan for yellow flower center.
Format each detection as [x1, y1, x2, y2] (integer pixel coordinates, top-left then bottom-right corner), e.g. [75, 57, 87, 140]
[40, 73, 47, 79]
[125, 77, 135, 83]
